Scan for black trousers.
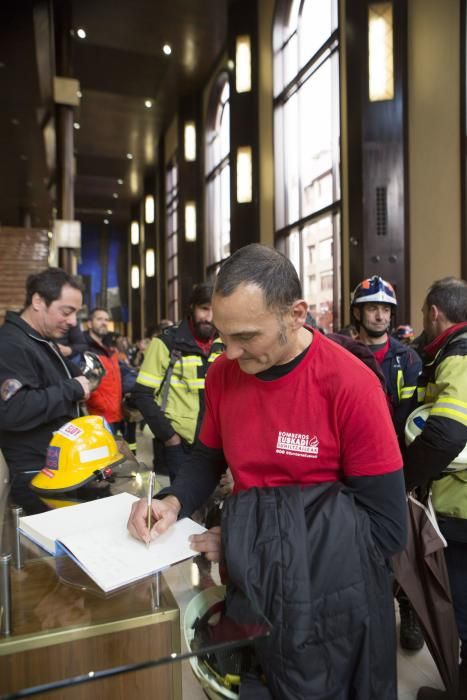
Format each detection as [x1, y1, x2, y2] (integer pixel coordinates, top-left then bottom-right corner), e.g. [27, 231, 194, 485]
[153, 438, 192, 483]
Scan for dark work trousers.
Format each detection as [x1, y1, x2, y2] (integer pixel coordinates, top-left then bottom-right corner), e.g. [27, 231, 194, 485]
[9, 470, 49, 515]
[153, 438, 192, 483]
[443, 538, 467, 661]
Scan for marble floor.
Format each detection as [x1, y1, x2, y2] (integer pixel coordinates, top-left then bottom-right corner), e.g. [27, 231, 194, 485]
[135, 427, 446, 699]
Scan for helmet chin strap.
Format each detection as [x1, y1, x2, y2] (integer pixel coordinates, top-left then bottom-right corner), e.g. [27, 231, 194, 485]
[361, 322, 389, 339]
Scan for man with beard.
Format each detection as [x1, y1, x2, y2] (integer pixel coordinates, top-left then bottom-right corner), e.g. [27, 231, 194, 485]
[83, 308, 123, 433]
[351, 275, 423, 652]
[132, 283, 223, 482]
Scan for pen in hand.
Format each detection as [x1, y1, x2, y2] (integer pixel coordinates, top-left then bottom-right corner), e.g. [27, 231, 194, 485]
[146, 471, 156, 547]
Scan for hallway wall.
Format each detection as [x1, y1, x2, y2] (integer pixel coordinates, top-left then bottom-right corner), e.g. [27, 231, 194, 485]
[408, 0, 462, 329]
[0, 227, 49, 324]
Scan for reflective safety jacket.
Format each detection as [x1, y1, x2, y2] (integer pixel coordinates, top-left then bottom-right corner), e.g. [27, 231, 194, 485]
[404, 323, 467, 538]
[133, 320, 223, 444]
[379, 336, 422, 437]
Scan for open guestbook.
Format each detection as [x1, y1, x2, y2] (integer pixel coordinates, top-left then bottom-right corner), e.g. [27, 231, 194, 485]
[19, 492, 206, 592]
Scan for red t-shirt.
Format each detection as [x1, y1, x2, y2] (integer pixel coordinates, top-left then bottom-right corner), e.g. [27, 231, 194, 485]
[200, 330, 402, 492]
[372, 337, 390, 366]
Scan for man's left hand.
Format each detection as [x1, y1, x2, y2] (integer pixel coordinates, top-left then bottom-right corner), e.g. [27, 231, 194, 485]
[189, 526, 222, 562]
[57, 343, 72, 357]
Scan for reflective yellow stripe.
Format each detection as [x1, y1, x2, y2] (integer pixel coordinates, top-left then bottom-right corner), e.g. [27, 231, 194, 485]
[396, 370, 403, 401]
[189, 379, 206, 388]
[417, 387, 427, 402]
[137, 374, 206, 391]
[169, 378, 205, 386]
[208, 352, 222, 363]
[431, 406, 467, 426]
[401, 386, 416, 400]
[136, 371, 161, 388]
[436, 397, 467, 410]
[178, 357, 202, 366]
[432, 399, 467, 417]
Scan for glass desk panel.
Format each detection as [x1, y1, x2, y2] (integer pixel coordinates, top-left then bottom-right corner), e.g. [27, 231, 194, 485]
[0, 458, 270, 699]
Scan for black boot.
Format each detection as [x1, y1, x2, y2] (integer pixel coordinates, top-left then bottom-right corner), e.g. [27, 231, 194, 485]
[399, 597, 424, 651]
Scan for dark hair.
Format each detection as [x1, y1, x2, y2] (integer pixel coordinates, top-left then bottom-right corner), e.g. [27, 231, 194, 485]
[189, 283, 213, 308]
[25, 268, 83, 307]
[425, 277, 467, 323]
[147, 319, 174, 337]
[89, 307, 111, 320]
[214, 244, 302, 312]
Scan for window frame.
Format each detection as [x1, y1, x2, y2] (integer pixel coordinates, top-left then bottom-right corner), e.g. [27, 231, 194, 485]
[273, 0, 342, 332]
[205, 71, 231, 281]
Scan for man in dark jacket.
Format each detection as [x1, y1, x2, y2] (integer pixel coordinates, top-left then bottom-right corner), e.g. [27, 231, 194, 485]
[0, 268, 90, 509]
[351, 274, 424, 650]
[131, 283, 223, 481]
[404, 277, 467, 700]
[351, 275, 422, 436]
[128, 245, 408, 699]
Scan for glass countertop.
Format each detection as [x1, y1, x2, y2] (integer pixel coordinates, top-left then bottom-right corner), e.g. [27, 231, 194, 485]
[0, 454, 270, 698]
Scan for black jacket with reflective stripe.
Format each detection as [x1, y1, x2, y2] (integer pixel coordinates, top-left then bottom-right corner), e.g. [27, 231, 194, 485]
[380, 336, 422, 437]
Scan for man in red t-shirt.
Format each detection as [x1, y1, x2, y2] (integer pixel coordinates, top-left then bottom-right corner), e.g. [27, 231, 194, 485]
[128, 245, 407, 695]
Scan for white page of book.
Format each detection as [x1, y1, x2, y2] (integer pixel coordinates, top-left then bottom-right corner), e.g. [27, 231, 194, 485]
[19, 492, 140, 554]
[57, 516, 206, 592]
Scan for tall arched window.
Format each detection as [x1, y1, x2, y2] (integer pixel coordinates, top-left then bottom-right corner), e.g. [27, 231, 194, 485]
[166, 156, 179, 322]
[274, 0, 340, 332]
[205, 74, 231, 280]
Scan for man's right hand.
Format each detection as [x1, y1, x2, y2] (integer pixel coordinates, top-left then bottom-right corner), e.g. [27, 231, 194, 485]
[127, 495, 182, 544]
[164, 433, 182, 446]
[74, 375, 91, 400]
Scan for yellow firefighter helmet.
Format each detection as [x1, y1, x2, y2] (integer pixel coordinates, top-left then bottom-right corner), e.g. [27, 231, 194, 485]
[30, 415, 126, 493]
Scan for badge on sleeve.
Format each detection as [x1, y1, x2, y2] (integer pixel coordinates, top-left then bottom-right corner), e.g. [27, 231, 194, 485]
[0, 378, 23, 401]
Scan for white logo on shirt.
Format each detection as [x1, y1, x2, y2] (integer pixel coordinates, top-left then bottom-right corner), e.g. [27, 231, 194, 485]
[276, 432, 319, 459]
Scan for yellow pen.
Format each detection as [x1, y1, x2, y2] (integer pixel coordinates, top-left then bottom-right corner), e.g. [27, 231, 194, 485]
[146, 471, 155, 547]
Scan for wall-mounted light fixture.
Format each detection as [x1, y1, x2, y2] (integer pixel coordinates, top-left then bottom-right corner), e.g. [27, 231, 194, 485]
[184, 121, 196, 161]
[236, 146, 253, 203]
[235, 35, 252, 93]
[131, 265, 140, 289]
[368, 2, 394, 102]
[145, 195, 155, 224]
[145, 248, 155, 277]
[130, 221, 140, 245]
[185, 202, 197, 242]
